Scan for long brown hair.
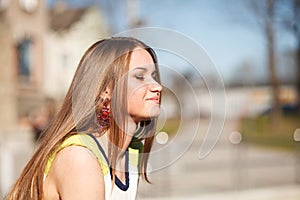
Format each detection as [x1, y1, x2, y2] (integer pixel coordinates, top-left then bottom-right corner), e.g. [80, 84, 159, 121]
[6, 37, 161, 200]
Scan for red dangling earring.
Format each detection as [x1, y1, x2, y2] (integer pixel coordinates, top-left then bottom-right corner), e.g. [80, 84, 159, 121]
[95, 98, 110, 131]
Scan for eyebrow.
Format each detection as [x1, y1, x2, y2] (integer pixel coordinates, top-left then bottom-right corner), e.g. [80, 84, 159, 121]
[133, 67, 148, 71]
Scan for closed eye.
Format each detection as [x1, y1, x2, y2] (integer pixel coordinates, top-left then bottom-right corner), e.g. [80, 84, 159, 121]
[135, 74, 145, 80]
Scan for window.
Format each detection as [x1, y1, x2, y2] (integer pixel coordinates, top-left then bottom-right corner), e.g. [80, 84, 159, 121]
[17, 39, 32, 83]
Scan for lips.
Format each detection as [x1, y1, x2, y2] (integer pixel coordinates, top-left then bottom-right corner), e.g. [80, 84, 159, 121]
[146, 96, 160, 104]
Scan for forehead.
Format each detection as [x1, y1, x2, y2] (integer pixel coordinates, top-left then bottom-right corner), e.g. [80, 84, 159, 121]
[129, 48, 155, 70]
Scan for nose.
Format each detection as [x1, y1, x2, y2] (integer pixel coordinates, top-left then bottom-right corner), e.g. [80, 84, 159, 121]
[149, 80, 162, 93]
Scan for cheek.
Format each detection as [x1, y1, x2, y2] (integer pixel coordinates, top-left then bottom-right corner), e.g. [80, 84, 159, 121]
[128, 88, 144, 106]
[127, 87, 146, 112]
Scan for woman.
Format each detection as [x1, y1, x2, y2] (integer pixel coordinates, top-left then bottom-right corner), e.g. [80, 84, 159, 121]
[6, 37, 162, 200]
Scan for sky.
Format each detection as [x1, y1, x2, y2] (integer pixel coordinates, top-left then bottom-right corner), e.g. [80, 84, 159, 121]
[47, 0, 297, 84]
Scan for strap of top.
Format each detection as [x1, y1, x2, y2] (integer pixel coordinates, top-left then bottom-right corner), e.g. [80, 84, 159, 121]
[87, 134, 143, 172]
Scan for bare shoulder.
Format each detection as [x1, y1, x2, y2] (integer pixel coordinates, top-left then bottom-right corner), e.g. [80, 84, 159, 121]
[50, 145, 105, 200]
[54, 145, 98, 168]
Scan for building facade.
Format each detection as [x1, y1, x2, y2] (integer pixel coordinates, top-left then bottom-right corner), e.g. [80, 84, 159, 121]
[0, 0, 47, 131]
[0, 1, 109, 196]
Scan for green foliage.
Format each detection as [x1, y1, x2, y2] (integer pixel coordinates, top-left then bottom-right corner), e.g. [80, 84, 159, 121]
[239, 115, 300, 150]
[158, 118, 180, 136]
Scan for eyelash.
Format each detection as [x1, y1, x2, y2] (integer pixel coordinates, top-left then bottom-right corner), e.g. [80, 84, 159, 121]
[134, 73, 157, 81]
[135, 74, 145, 80]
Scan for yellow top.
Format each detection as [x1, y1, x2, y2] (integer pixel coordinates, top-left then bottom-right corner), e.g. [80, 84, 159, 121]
[44, 133, 141, 177]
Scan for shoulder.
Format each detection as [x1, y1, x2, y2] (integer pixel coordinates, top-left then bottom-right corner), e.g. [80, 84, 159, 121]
[45, 133, 110, 177]
[54, 145, 99, 170]
[50, 145, 105, 199]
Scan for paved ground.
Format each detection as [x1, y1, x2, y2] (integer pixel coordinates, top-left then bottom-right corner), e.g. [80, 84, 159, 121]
[137, 118, 300, 199]
[140, 185, 300, 200]
[0, 128, 35, 197]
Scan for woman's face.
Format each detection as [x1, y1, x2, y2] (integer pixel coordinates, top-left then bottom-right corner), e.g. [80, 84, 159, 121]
[127, 48, 162, 123]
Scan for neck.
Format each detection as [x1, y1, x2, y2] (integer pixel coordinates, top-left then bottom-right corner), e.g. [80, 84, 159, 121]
[127, 117, 137, 136]
[121, 117, 137, 151]
[94, 117, 138, 159]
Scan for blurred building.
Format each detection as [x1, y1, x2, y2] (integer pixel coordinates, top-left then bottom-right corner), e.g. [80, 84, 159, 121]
[0, 0, 109, 133]
[45, 3, 109, 98]
[0, 0, 109, 196]
[0, 0, 47, 131]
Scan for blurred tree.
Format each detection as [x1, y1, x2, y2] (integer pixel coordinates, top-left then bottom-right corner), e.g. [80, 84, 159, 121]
[247, 0, 282, 122]
[265, 0, 281, 121]
[289, 0, 300, 111]
[273, 0, 300, 111]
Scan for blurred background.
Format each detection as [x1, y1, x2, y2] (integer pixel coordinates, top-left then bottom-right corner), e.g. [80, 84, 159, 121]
[0, 0, 300, 199]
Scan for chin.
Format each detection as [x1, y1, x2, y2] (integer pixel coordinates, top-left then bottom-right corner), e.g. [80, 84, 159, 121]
[131, 106, 161, 122]
[147, 106, 161, 118]
[135, 110, 160, 122]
